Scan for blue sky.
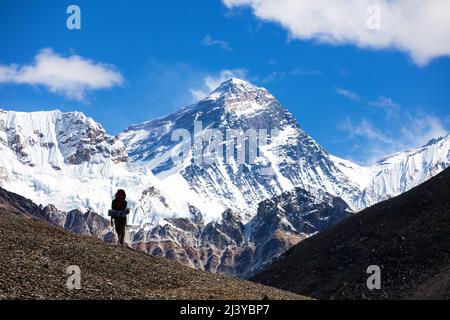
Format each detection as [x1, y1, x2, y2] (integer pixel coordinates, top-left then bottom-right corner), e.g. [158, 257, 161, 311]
[1, 0, 449, 164]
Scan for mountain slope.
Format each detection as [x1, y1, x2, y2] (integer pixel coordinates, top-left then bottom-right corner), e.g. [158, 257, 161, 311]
[236, 188, 351, 277]
[252, 167, 450, 300]
[0, 183, 349, 279]
[0, 205, 308, 300]
[119, 78, 363, 221]
[2, 80, 448, 224]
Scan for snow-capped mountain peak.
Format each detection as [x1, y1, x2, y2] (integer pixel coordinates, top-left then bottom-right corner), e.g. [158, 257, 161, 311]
[358, 133, 450, 206]
[376, 134, 449, 166]
[0, 109, 195, 228]
[207, 78, 266, 98]
[119, 78, 364, 220]
[119, 78, 449, 221]
[0, 109, 127, 168]
[202, 78, 276, 117]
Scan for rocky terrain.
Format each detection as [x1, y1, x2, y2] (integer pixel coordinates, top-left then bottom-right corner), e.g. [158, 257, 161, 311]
[0, 184, 350, 278]
[129, 187, 352, 278]
[252, 168, 450, 300]
[0, 205, 308, 300]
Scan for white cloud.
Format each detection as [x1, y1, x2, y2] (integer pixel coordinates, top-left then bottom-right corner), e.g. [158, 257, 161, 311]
[335, 87, 360, 102]
[0, 48, 124, 100]
[336, 89, 401, 117]
[369, 96, 401, 117]
[261, 71, 286, 83]
[339, 113, 449, 164]
[369, 96, 400, 110]
[400, 113, 448, 147]
[340, 118, 396, 145]
[202, 34, 232, 52]
[190, 69, 248, 101]
[290, 68, 322, 76]
[190, 89, 209, 102]
[223, 0, 450, 65]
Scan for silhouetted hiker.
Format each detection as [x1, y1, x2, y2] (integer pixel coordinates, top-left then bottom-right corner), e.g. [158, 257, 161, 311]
[108, 189, 130, 245]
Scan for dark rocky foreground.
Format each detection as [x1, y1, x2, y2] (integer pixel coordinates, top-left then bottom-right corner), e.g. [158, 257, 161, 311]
[252, 168, 450, 300]
[0, 206, 308, 300]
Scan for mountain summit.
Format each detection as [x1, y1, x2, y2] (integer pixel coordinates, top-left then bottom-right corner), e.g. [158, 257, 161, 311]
[0, 109, 192, 226]
[120, 78, 363, 220]
[121, 78, 449, 221]
[205, 77, 274, 103]
[208, 78, 264, 96]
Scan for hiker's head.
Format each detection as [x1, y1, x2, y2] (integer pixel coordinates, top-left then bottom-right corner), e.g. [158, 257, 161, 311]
[115, 189, 126, 201]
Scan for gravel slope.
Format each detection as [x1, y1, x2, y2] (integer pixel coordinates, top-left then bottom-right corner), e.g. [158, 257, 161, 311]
[0, 208, 308, 300]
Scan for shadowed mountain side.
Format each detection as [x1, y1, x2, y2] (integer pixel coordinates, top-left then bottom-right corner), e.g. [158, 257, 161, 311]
[252, 168, 450, 300]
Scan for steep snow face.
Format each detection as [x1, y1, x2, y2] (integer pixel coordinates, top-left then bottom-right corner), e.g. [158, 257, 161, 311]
[0, 109, 128, 168]
[360, 134, 450, 206]
[331, 135, 450, 207]
[0, 109, 193, 227]
[119, 79, 363, 221]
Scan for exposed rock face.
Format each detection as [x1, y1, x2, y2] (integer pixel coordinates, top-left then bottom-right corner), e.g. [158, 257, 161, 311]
[41, 204, 66, 227]
[0, 109, 190, 221]
[0, 177, 348, 278]
[1, 110, 127, 168]
[236, 188, 351, 277]
[0, 186, 115, 243]
[128, 188, 351, 278]
[64, 209, 116, 241]
[120, 78, 449, 219]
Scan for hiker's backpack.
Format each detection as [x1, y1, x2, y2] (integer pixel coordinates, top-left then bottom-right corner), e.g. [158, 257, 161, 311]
[108, 209, 127, 218]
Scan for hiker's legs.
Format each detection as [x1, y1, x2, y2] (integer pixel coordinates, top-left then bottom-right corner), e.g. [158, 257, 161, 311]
[114, 218, 126, 245]
[118, 232, 124, 245]
[119, 223, 125, 245]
